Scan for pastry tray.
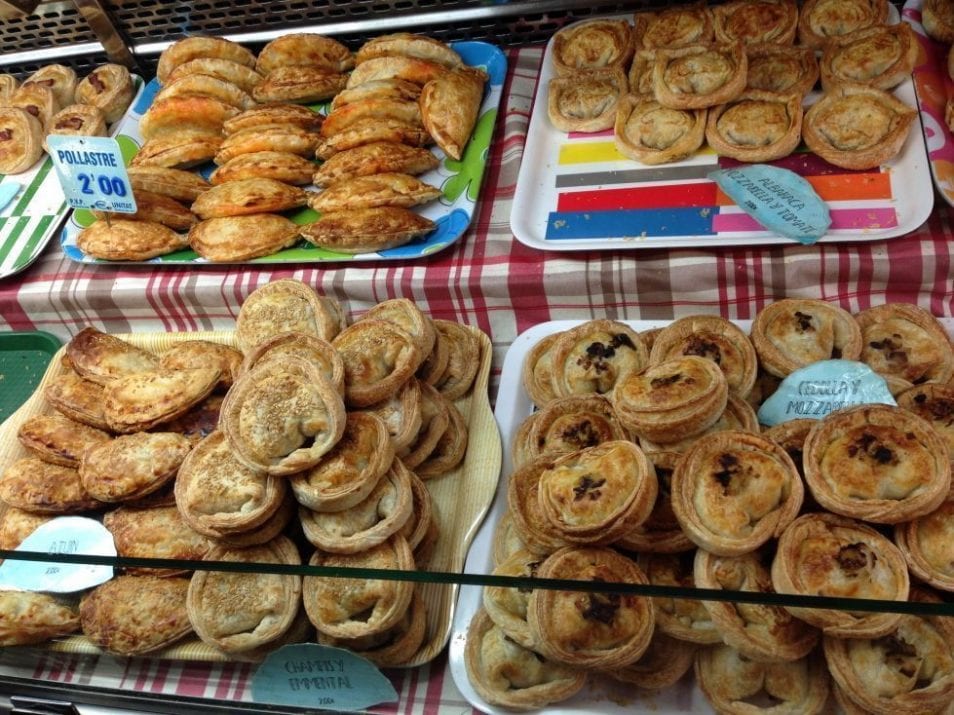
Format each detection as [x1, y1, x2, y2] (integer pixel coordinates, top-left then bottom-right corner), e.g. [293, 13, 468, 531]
[511, 9, 934, 251]
[0, 76, 145, 280]
[0, 327, 502, 667]
[448, 317, 954, 714]
[60, 41, 507, 266]
[904, 0, 954, 207]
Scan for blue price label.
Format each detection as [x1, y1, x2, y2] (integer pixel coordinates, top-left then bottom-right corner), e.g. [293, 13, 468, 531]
[46, 135, 137, 214]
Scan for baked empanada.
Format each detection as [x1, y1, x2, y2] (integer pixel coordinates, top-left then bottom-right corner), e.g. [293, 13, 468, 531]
[167, 58, 263, 94]
[130, 132, 223, 169]
[0, 458, 100, 514]
[634, 5, 714, 49]
[44, 371, 109, 430]
[191, 178, 307, 219]
[139, 95, 240, 141]
[819, 23, 918, 91]
[210, 151, 316, 186]
[157, 36, 257, 85]
[300, 206, 435, 254]
[363, 297, 436, 356]
[25, 64, 77, 107]
[45, 104, 107, 150]
[188, 214, 300, 262]
[331, 318, 424, 406]
[745, 43, 819, 96]
[356, 33, 462, 68]
[240, 332, 344, 394]
[547, 68, 626, 133]
[154, 73, 257, 110]
[0, 107, 44, 174]
[75, 63, 134, 123]
[159, 340, 241, 390]
[797, 0, 889, 49]
[308, 172, 440, 212]
[104, 504, 214, 576]
[346, 55, 448, 88]
[79, 432, 192, 502]
[706, 90, 802, 162]
[711, 0, 798, 45]
[17, 413, 110, 468]
[419, 66, 487, 160]
[222, 103, 323, 134]
[330, 78, 421, 111]
[432, 319, 481, 401]
[321, 97, 422, 139]
[103, 366, 221, 433]
[654, 42, 747, 110]
[77, 219, 190, 261]
[315, 118, 430, 160]
[127, 165, 211, 202]
[256, 33, 354, 74]
[92, 189, 197, 231]
[312, 141, 438, 187]
[252, 67, 348, 104]
[65, 327, 158, 385]
[0, 591, 80, 647]
[0, 508, 54, 550]
[215, 125, 321, 164]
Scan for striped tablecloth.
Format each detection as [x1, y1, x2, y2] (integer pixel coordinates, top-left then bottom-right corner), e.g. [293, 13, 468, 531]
[0, 44, 953, 712]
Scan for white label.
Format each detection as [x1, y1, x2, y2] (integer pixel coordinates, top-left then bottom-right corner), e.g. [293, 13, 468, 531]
[46, 135, 137, 213]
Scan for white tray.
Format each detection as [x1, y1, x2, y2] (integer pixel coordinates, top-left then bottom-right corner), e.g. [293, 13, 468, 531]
[511, 9, 934, 251]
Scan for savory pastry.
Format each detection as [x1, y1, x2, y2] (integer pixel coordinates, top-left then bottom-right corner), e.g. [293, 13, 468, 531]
[300, 206, 435, 254]
[366, 378, 423, 453]
[80, 575, 192, 655]
[91, 189, 197, 232]
[77, 219, 190, 261]
[525, 394, 628, 461]
[616, 451, 694, 554]
[638, 551, 721, 644]
[895, 497, 954, 592]
[551, 18, 634, 75]
[158, 340, 241, 391]
[174, 430, 287, 538]
[161, 393, 223, 445]
[751, 299, 862, 377]
[613, 355, 728, 443]
[103, 366, 221, 433]
[896, 383, 954, 461]
[103, 504, 214, 576]
[45, 104, 108, 149]
[797, 0, 889, 49]
[399, 470, 434, 551]
[653, 42, 748, 110]
[156, 35, 257, 85]
[547, 68, 626, 133]
[312, 141, 438, 187]
[215, 125, 321, 164]
[855, 303, 954, 390]
[187, 537, 302, 654]
[252, 66, 348, 104]
[431, 319, 482, 401]
[637, 392, 759, 455]
[528, 546, 655, 669]
[634, 4, 714, 49]
[213, 492, 297, 549]
[464, 608, 587, 711]
[0, 107, 44, 175]
[416, 401, 468, 478]
[614, 94, 706, 165]
[239, 332, 344, 393]
[236, 279, 343, 351]
[332, 318, 423, 407]
[188, 213, 300, 262]
[44, 371, 109, 430]
[190, 178, 306, 220]
[346, 55, 448, 88]
[803, 83, 916, 170]
[0, 508, 54, 550]
[321, 97, 423, 139]
[74, 63, 134, 123]
[16, 412, 110, 468]
[308, 172, 440, 213]
[803, 404, 950, 523]
[606, 631, 697, 691]
[696, 645, 830, 714]
[356, 33, 462, 68]
[923, 0, 954, 43]
[131, 132, 223, 169]
[705, 90, 803, 162]
[548, 320, 647, 399]
[0, 74, 18, 102]
[508, 456, 571, 555]
[363, 297, 435, 356]
[745, 43, 820, 96]
[303, 537, 415, 638]
[482, 548, 546, 649]
[820, 23, 918, 91]
[139, 95, 240, 141]
[398, 381, 449, 468]
[65, 327, 158, 385]
[222, 356, 345, 475]
[0, 458, 100, 514]
[166, 58, 263, 94]
[331, 79, 422, 112]
[12, 83, 60, 134]
[771, 512, 909, 637]
[491, 513, 526, 568]
[763, 418, 814, 478]
[256, 33, 354, 74]
[671, 430, 803, 556]
[210, 151, 315, 186]
[314, 118, 431, 160]
[711, 0, 798, 44]
[222, 103, 323, 134]
[0, 591, 80, 647]
[153, 74, 257, 110]
[628, 50, 656, 96]
[79, 432, 191, 502]
[521, 333, 560, 407]
[694, 548, 819, 662]
[419, 66, 487, 160]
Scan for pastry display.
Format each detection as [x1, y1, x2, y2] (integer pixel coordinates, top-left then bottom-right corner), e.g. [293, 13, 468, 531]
[653, 42, 747, 110]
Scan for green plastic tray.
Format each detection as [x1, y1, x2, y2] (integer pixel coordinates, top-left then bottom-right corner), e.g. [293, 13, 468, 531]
[0, 331, 61, 422]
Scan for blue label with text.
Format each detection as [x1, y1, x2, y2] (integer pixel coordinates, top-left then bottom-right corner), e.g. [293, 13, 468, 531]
[46, 135, 137, 214]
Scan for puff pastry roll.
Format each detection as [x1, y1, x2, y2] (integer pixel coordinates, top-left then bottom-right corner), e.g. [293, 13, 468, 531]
[240, 331, 344, 395]
[363, 297, 437, 357]
[895, 496, 954, 593]
[712, 0, 798, 45]
[550, 319, 648, 398]
[820, 23, 918, 91]
[0, 74, 18, 103]
[25, 64, 77, 107]
[638, 551, 721, 644]
[0, 107, 45, 174]
[252, 67, 348, 104]
[653, 42, 747, 110]
[356, 33, 462, 69]
[45, 104, 107, 150]
[628, 50, 656, 96]
[634, 4, 714, 49]
[75, 64, 134, 124]
[346, 55, 448, 89]
[301, 206, 435, 254]
[745, 43, 819, 96]
[153, 74, 257, 110]
[551, 18, 633, 76]
[705, 90, 803, 162]
[797, 0, 889, 49]
[11, 83, 59, 130]
[896, 383, 954, 461]
[547, 68, 626, 133]
[616, 451, 694, 554]
[312, 141, 438, 187]
[256, 33, 354, 75]
[615, 95, 706, 166]
[331, 318, 424, 406]
[77, 219, 190, 261]
[525, 394, 628, 461]
[607, 632, 696, 691]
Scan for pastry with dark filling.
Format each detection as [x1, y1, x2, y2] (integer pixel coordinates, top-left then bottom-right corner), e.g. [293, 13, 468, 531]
[705, 90, 803, 163]
[547, 68, 626, 133]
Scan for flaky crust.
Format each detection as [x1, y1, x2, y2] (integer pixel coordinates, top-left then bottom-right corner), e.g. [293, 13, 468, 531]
[25, 64, 77, 107]
[924, 0, 954, 43]
[223, 103, 323, 134]
[154, 73, 256, 110]
[397, 381, 450, 469]
[820, 23, 918, 91]
[366, 377, 423, 452]
[191, 178, 306, 219]
[522, 333, 560, 408]
[606, 631, 696, 690]
[157, 36, 256, 85]
[0, 591, 80, 646]
[634, 3, 714, 49]
[210, 151, 315, 186]
[103, 504, 213, 576]
[256, 33, 354, 74]
[551, 320, 648, 399]
[0, 457, 99, 514]
[419, 66, 487, 160]
[236, 279, 343, 352]
[356, 33, 462, 68]
[321, 96, 422, 139]
[638, 551, 721, 644]
[300, 206, 435, 254]
[0, 507, 53, 549]
[745, 43, 820, 96]
[239, 331, 344, 394]
[126, 166, 211, 203]
[482, 548, 542, 649]
[614, 94, 706, 165]
[616, 451, 694, 554]
[167, 58, 262, 94]
[139, 95, 239, 141]
[252, 66, 348, 104]
[16, 412, 110, 467]
[797, 0, 889, 49]
[526, 394, 628, 462]
[79, 432, 191, 502]
[104, 366, 221, 433]
[712, 0, 798, 44]
[547, 68, 627, 133]
[705, 89, 803, 163]
[131, 133, 223, 169]
[0, 107, 44, 174]
[216, 125, 321, 164]
[189, 214, 300, 262]
[332, 318, 424, 407]
[895, 497, 954, 593]
[432, 320, 481, 401]
[75, 63, 133, 123]
[346, 55, 447, 88]
[66, 327, 158, 386]
[159, 340, 241, 391]
[896, 383, 954, 461]
[312, 141, 438, 187]
[315, 118, 430, 160]
[364, 298, 436, 357]
[309, 172, 441, 213]
[91, 190, 197, 232]
[653, 42, 747, 110]
[46, 104, 107, 149]
[78, 219, 190, 261]
[551, 19, 634, 75]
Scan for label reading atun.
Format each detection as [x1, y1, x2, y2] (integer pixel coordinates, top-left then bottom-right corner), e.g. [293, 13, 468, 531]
[758, 359, 896, 426]
[47, 135, 137, 214]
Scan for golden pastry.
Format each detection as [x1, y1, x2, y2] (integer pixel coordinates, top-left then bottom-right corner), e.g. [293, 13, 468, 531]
[331, 78, 421, 112]
[521, 333, 560, 408]
[526, 394, 628, 462]
[0, 591, 79, 647]
[126, 166, 211, 203]
[11, 82, 59, 129]
[256, 33, 354, 74]
[346, 55, 448, 88]
[712, 0, 798, 44]
[103, 504, 213, 577]
[763, 418, 814, 478]
[637, 393, 759, 455]
[79, 432, 191, 502]
[75, 63, 134, 123]
[398, 469, 434, 551]
[508, 455, 570, 555]
[491, 512, 526, 567]
[606, 631, 696, 691]
[482, 548, 544, 649]
[634, 4, 714, 49]
[213, 492, 297, 549]
[104, 366, 221, 433]
[300, 206, 435, 254]
[398, 381, 450, 469]
[332, 318, 424, 406]
[771, 512, 909, 637]
[159, 340, 241, 391]
[156, 35, 256, 85]
[45, 104, 107, 149]
[745, 43, 819, 96]
[896, 384, 954, 461]
[0, 107, 44, 174]
[314, 118, 431, 160]
[895, 497, 954, 593]
[432, 319, 481, 401]
[416, 400, 468, 478]
[923, 0, 954, 43]
[820, 23, 918, 91]
[131, 132, 223, 169]
[751, 298, 863, 377]
[16, 412, 110, 468]
[549, 320, 647, 399]
[363, 298, 435, 357]
[139, 95, 239, 142]
[210, 151, 315, 186]
[240, 332, 344, 394]
[77, 218, 190, 261]
[616, 451, 694, 554]
[321, 97, 423, 139]
[628, 50, 656, 96]
[547, 68, 627, 133]
[0, 74, 17, 103]
[356, 33, 462, 68]
[216, 125, 321, 165]
[153, 74, 256, 110]
[639, 551, 721, 644]
[653, 42, 748, 110]
[419, 66, 487, 160]
[166, 58, 262, 94]
[366, 378, 423, 453]
[419, 335, 452, 387]
[161, 393, 223, 445]
[797, 0, 889, 49]
[706, 90, 803, 162]
[312, 141, 438, 188]
[671, 430, 803, 556]
[189, 214, 300, 262]
[65, 327, 158, 385]
[190, 178, 306, 220]
[0, 508, 53, 550]
[308, 172, 440, 213]
[43, 371, 109, 430]
[614, 94, 706, 165]
[236, 279, 343, 352]
[222, 103, 323, 134]
[91, 189, 197, 232]
[803, 83, 916, 170]
[0, 458, 99, 514]
[252, 66, 348, 104]
[551, 18, 634, 75]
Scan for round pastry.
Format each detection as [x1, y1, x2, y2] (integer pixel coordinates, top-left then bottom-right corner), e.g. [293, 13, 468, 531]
[751, 298, 862, 377]
[397, 469, 433, 551]
[415, 401, 468, 478]
[637, 393, 759, 455]
[803, 83, 916, 171]
[612, 355, 729, 444]
[0, 107, 44, 174]
[711, 0, 798, 45]
[606, 631, 696, 691]
[771, 512, 910, 637]
[653, 42, 748, 110]
[366, 377, 422, 453]
[696, 644, 830, 715]
[416, 329, 450, 387]
[895, 497, 954, 593]
[79, 432, 191, 503]
[522, 333, 560, 407]
[362, 298, 436, 358]
[527, 546, 655, 669]
[256, 33, 354, 75]
[526, 394, 629, 461]
[511, 412, 539, 471]
[637, 551, 722, 644]
[491, 512, 527, 567]
[613, 94, 707, 165]
[75, 64, 134, 123]
[158, 340, 241, 392]
[507, 455, 571, 555]
[432, 319, 481, 401]
[331, 318, 423, 407]
[547, 68, 627, 133]
[211, 151, 315, 186]
[236, 279, 343, 352]
[549, 320, 647, 399]
[705, 90, 802, 163]
[103, 366, 221, 433]
[745, 43, 820, 97]
[763, 417, 814, 478]
[156, 35, 257, 85]
[634, 5, 714, 49]
[355, 32, 461, 69]
[212, 492, 296, 548]
[103, 504, 213, 577]
[671, 430, 803, 556]
[11, 83, 59, 130]
[550, 18, 634, 76]
[923, 0, 954, 43]
[803, 404, 951, 523]
[797, 0, 889, 49]
[464, 608, 587, 711]
[694, 548, 819, 662]
[616, 451, 694, 554]
[25, 63, 77, 108]
[239, 332, 344, 394]
[820, 23, 918, 92]
[16, 412, 110, 468]
[45, 104, 106, 149]
[896, 383, 954, 461]
[482, 548, 544, 649]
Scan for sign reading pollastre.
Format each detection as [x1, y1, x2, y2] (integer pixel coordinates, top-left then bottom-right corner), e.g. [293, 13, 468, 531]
[46, 135, 137, 214]
[709, 164, 830, 244]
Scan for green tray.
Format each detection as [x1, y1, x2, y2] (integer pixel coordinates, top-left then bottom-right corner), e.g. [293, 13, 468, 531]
[0, 331, 61, 422]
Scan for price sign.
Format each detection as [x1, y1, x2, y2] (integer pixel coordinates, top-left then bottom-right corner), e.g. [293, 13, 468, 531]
[46, 135, 137, 214]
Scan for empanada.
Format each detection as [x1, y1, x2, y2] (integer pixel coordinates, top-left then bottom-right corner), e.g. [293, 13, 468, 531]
[77, 219, 190, 261]
[17, 413, 111, 468]
[167, 58, 263, 94]
[346, 55, 448, 88]
[653, 42, 748, 110]
[127, 165, 211, 202]
[191, 178, 307, 219]
[131, 132, 223, 169]
[44, 371, 109, 430]
[634, 5, 714, 50]
[356, 33, 462, 68]
[321, 97, 422, 138]
[0, 107, 44, 174]
[156, 36, 257, 85]
[0, 458, 100, 514]
[188, 214, 300, 262]
[154, 73, 257, 110]
[103, 366, 221, 433]
[300, 206, 435, 254]
[315, 118, 430, 160]
[103, 504, 214, 576]
[65, 327, 158, 385]
[419, 66, 487, 160]
[252, 67, 348, 104]
[75, 64, 134, 123]
[79, 432, 192, 502]
[330, 78, 422, 111]
[159, 340, 242, 390]
[139, 95, 240, 140]
[25, 64, 77, 107]
[210, 151, 316, 186]
[0, 591, 80, 647]
[222, 103, 323, 134]
[308, 172, 440, 212]
[256, 33, 354, 74]
[797, 0, 889, 49]
[312, 141, 438, 187]
[92, 189, 197, 231]
[215, 125, 321, 164]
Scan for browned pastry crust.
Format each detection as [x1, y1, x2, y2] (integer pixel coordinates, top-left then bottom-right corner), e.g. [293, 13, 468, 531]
[771, 512, 910, 637]
[78, 219, 190, 261]
[614, 94, 707, 165]
[628, 50, 656, 96]
[154, 74, 256, 110]
[0, 107, 44, 174]
[896, 383, 954, 461]
[161, 393, 222, 445]
[419, 66, 487, 160]
[308, 172, 440, 213]
[464, 608, 587, 711]
[415, 401, 469, 479]
[491, 512, 526, 567]
[508, 455, 571, 555]
[528, 546, 655, 669]
[16, 413, 110, 467]
[80, 575, 192, 655]
[103, 366, 220, 433]
[167, 58, 262, 94]
[332, 318, 423, 406]
[551, 18, 634, 75]
[236, 279, 343, 351]
[126, 166, 211, 203]
[763, 417, 814, 478]
[0, 74, 17, 103]
[616, 451, 695, 554]
[25, 64, 77, 107]
[745, 43, 820, 96]
[653, 42, 747, 110]
[398, 381, 450, 469]
[521, 333, 560, 408]
[526, 394, 628, 462]
[550, 320, 648, 399]
[0, 507, 53, 549]
[0, 458, 100, 514]
[820, 23, 918, 92]
[312, 141, 438, 187]
[215, 125, 321, 164]
[11, 82, 59, 130]
[103, 504, 213, 576]
[131, 133, 223, 170]
[158, 340, 241, 391]
[91, 190, 197, 232]
[428, 320, 479, 402]
[210, 151, 315, 186]
[239, 332, 344, 394]
[482, 548, 543, 649]
[346, 55, 448, 88]
[638, 551, 721, 644]
[895, 497, 954, 593]
[256, 33, 354, 75]
[314, 118, 431, 160]
[606, 631, 696, 690]
[212, 491, 296, 549]
[638, 392, 759, 455]
[189, 214, 301, 262]
[366, 378, 423, 453]
[222, 103, 324, 134]
[924, 0, 954, 43]
[331, 78, 422, 111]
[363, 298, 436, 357]
[65, 327, 158, 386]
[191, 178, 306, 220]
[156, 36, 256, 85]
[706, 90, 803, 163]
[547, 68, 627, 134]
[356, 33, 462, 68]
[45, 104, 107, 149]
[79, 431, 191, 503]
[321, 97, 423, 139]
[797, 0, 889, 49]
[0, 591, 80, 646]
[712, 0, 798, 44]
[75, 63, 134, 123]
[139, 95, 239, 141]
[301, 206, 435, 254]
[252, 67, 348, 104]
[634, 3, 714, 49]
[398, 468, 434, 551]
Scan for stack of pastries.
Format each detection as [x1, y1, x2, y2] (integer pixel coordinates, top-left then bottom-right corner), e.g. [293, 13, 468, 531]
[546, 0, 919, 170]
[465, 299, 954, 713]
[0, 62, 134, 175]
[77, 30, 488, 262]
[0, 279, 482, 667]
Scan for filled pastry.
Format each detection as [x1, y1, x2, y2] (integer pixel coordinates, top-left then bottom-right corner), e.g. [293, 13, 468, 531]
[235, 278, 343, 352]
[482, 549, 544, 649]
[11, 83, 59, 130]
[653, 42, 747, 110]
[628, 50, 656, 96]
[398, 381, 450, 469]
[637, 393, 759, 455]
[820, 23, 918, 91]
[606, 632, 696, 691]
[923, 0, 954, 43]
[0, 74, 18, 103]
[45, 104, 107, 149]
[705, 90, 803, 162]
[331, 78, 422, 110]
[215, 125, 321, 164]
[77, 219, 190, 261]
[312, 141, 439, 187]
[614, 95, 706, 165]
[363, 297, 436, 357]
[0, 509, 54, 550]
[223, 103, 323, 134]
[92, 190, 197, 232]
[521, 333, 560, 407]
[416, 401, 468, 478]
[16, 412, 110, 467]
[634, 4, 714, 49]
[638, 552, 721, 644]
[188, 214, 301, 262]
[79, 432, 191, 502]
[44, 371, 109, 430]
[346, 55, 448, 88]
[308, 172, 440, 213]
[65, 327, 157, 385]
[508, 457, 572, 555]
[547, 68, 627, 133]
[139, 95, 239, 141]
[616, 451, 694, 554]
[895, 383, 954, 461]
[103, 366, 221, 433]
[153, 73, 257, 110]
[103, 504, 213, 576]
[211, 151, 315, 186]
[321, 97, 422, 140]
[419, 66, 487, 160]
[797, 0, 889, 49]
[745, 43, 819, 96]
[895, 496, 954, 593]
[131, 133, 224, 169]
[75, 63, 134, 123]
[431, 319, 480, 400]
[549, 319, 648, 398]
[0, 458, 100, 514]
[300, 206, 436, 254]
[158, 340, 242, 390]
[366, 378, 423, 454]
[331, 318, 423, 406]
[252, 67, 348, 104]
[711, 0, 798, 44]
[0, 591, 79, 647]
[240, 331, 345, 393]
[356, 33, 462, 68]
[525, 394, 628, 461]
[315, 117, 431, 160]
[550, 18, 634, 75]
[166, 58, 263, 94]
[190, 178, 306, 219]
[255, 33, 354, 74]
[156, 35, 256, 85]
[25, 64, 77, 107]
